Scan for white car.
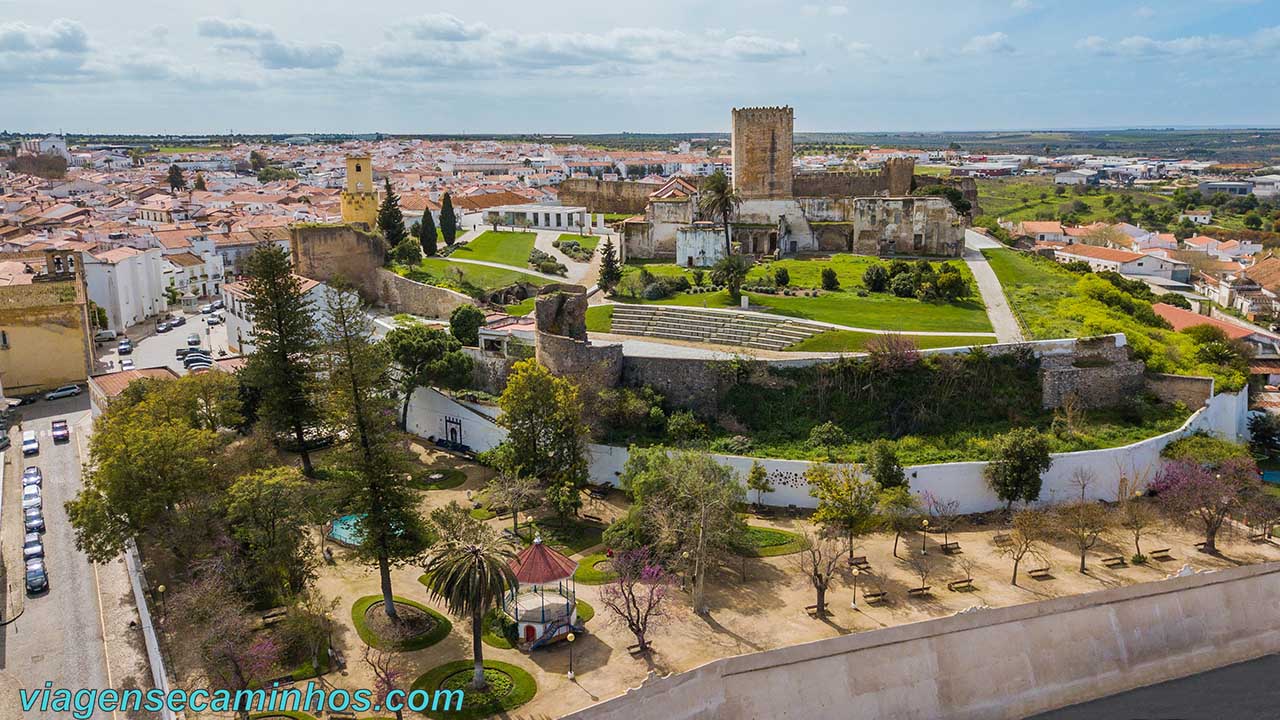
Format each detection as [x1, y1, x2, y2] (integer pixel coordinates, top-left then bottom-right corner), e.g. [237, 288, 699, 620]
[21, 484, 41, 512]
[120, 359, 135, 370]
[21, 430, 38, 456]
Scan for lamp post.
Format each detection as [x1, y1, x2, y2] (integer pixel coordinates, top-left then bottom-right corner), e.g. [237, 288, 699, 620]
[850, 567, 860, 608]
[566, 632, 576, 680]
[921, 519, 930, 556]
[155, 584, 166, 623]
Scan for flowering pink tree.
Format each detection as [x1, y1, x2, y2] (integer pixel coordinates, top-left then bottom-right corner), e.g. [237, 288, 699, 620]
[1151, 457, 1261, 554]
[599, 547, 673, 653]
[364, 646, 411, 720]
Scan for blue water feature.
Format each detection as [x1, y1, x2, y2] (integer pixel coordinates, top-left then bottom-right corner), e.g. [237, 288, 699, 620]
[328, 514, 366, 546]
[1263, 471, 1280, 485]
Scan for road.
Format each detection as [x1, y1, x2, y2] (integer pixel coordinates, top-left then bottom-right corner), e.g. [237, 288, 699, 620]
[1029, 654, 1280, 719]
[962, 233, 1024, 344]
[99, 310, 230, 375]
[0, 394, 154, 719]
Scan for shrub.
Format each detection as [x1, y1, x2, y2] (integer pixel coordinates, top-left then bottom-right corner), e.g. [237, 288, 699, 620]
[449, 304, 486, 346]
[666, 410, 708, 446]
[692, 268, 705, 286]
[890, 273, 916, 297]
[641, 282, 667, 300]
[774, 267, 790, 287]
[888, 259, 912, 278]
[820, 267, 840, 291]
[1161, 432, 1251, 468]
[935, 271, 970, 301]
[539, 260, 566, 275]
[863, 264, 889, 292]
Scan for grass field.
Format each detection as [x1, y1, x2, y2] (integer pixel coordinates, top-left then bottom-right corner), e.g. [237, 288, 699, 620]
[981, 247, 1081, 339]
[586, 305, 613, 332]
[449, 231, 536, 268]
[787, 330, 996, 352]
[404, 258, 551, 292]
[977, 177, 1171, 223]
[618, 255, 993, 332]
[560, 233, 601, 252]
[503, 297, 536, 316]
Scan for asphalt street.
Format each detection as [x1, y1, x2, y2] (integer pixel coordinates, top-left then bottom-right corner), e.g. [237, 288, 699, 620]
[99, 309, 230, 375]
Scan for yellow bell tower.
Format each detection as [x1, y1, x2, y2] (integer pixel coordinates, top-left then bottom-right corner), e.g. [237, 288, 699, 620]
[340, 155, 379, 228]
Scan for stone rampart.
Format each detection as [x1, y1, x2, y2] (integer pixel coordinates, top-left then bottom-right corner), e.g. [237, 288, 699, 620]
[375, 269, 476, 318]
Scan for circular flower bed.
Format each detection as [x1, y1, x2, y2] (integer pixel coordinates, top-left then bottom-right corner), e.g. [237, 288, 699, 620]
[412, 660, 537, 720]
[409, 466, 468, 491]
[573, 553, 617, 585]
[735, 526, 806, 557]
[351, 595, 452, 651]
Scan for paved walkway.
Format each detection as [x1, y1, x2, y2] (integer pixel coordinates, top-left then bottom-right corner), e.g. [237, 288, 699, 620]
[962, 234, 1024, 344]
[442, 256, 566, 282]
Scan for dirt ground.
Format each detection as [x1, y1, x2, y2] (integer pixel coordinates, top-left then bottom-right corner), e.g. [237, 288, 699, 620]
[308, 446, 1280, 720]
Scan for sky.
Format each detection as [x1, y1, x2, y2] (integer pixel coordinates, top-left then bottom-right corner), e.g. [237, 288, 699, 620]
[2, 0, 1279, 135]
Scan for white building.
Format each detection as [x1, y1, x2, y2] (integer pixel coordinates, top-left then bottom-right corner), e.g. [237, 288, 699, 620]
[1054, 244, 1184, 280]
[221, 274, 326, 354]
[483, 204, 598, 232]
[1054, 169, 1099, 186]
[82, 247, 168, 331]
[1179, 209, 1213, 225]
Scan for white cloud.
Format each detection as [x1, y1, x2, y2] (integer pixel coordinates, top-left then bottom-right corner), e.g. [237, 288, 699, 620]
[1077, 26, 1280, 58]
[404, 13, 490, 41]
[258, 40, 343, 69]
[0, 19, 91, 79]
[195, 17, 274, 40]
[963, 31, 1014, 55]
[722, 34, 804, 61]
[1011, 0, 1035, 10]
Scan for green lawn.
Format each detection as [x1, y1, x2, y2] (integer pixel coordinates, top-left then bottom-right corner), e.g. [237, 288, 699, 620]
[586, 305, 613, 332]
[574, 553, 617, 585]
[558, 233, 601, 252]
[616, 255, 993, 333]
[405, 258, 551, 293]
[504, 297, 536, 316]
[449, 231, 537, 268]
[981, 247, 1082, 339]
[735, 526, 806, 557]
[518, 519, 606, 554]
[788, 330, 995, 352]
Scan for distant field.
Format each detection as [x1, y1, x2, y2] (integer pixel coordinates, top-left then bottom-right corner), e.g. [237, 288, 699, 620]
[977, 176, 1171, 222]
[787, 331, 995, 353]
[449, 231, 535, 268]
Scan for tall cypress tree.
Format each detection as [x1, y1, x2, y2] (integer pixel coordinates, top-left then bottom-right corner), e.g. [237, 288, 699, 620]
[598, 237, 622, 292]
[241, 245, 321, 476]
[167, 164, 186, 191]
[378, 178, 407, 247]
[439, 192, 458, 246]
[420, 204, 439, 257]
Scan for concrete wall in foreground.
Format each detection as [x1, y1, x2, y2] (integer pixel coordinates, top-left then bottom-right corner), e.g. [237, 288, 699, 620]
[564, 562, 1280, 720]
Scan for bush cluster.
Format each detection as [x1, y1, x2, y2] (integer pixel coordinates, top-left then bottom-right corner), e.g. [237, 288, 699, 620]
[528, 248, 567, 276]
[552, 238, 594, 262]
[618, 267, 692, 300]
[865, 259, 970, 301]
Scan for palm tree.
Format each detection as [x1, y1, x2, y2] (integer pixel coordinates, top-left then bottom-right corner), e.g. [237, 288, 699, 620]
[420, 526, 518, 689]
[699, 170, 741, 256]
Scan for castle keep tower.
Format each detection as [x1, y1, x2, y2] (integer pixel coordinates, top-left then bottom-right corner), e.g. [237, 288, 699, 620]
[731, 106, 794, 200]
[340, 155, 379, 228]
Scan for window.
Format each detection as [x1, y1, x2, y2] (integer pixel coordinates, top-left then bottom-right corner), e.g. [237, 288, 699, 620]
[0, 330, 8, 349]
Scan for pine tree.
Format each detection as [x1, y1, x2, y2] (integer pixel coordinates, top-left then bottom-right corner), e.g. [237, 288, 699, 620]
[167, 164, 186, 191]
[193, 173, 207, 191]
[377, 178, 407, 247]
[440, 192, 458, 246]
[597, 237, 622, 292]
[240, 245, 321, 476]
[419, 205, 438, 257]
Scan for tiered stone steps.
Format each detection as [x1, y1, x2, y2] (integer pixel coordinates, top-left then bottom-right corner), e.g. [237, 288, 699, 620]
[608, 305, 828, 351]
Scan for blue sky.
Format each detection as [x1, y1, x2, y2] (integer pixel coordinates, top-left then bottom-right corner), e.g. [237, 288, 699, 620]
[2, 0, 1278, 134]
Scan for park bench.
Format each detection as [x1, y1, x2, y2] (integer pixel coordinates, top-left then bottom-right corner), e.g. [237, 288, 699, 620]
[1027, 566, 1052, 580]
[502, 529, 520, 541]
[260, 607, 288, 627]
[329, 713, 357, 720]
[1149, 548, 1173, 561]
[993, 533, 1012, 547]
[581, 513, 604, 524]
[941, 541, 962, 555]
[947, 577, 974, 592]
[907, 586, 932, 598]
[1101, 555, 1127, 568]
[863, 589, 888, 604]
[262, 675, 294, 690]
[849, 555, 871, 570]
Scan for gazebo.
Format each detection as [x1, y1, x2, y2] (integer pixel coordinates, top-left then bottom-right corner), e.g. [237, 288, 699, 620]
[504, 536, 583, 649]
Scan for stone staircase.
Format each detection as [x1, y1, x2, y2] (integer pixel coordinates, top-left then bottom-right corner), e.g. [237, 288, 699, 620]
[608, 304, 828, 351]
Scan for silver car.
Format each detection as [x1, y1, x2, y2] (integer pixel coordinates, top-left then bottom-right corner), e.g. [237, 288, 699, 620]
[23, 532, 43, 560]
[22, 484, 41, 512]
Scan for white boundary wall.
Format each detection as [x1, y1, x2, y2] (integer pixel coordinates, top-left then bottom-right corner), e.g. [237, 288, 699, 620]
[407, 386, 1249, 513]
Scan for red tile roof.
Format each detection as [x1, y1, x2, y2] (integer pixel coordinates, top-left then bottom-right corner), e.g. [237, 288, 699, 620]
[1152, 303, 1256, 340]
[1056, 244, 1145, 263]
[508, 538, 577, 584]
[89, 367, 180, 398]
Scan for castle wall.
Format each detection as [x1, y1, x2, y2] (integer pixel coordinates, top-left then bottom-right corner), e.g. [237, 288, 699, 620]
[852, 196, 963, 257]
[732, 107, 794, 200]
[376, 268, 477, 318]
[1145, 372, 1215, 409]
[559, 178, 653, 214]
[290, 224, 387, 299]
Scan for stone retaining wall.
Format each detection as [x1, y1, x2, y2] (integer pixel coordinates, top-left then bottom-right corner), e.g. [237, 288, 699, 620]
[376, 269, 476, 319]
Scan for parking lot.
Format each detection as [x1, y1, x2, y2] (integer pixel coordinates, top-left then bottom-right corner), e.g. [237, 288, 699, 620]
[97, 308, 231, 375]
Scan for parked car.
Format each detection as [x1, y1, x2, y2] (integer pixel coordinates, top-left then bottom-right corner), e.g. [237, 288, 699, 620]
[51, 419, 69, 443]
[23, 532, 43, 560]
[120, 359, 135, 371]
[22, 484, 41, 511]
[156, 321, 171, 333]
[211, 299, 225, 310]
[93, 330, 118, 343]
[183, 354, 212, 368]
[25, 559, 48, 593]
[21, 430, 38, 456]
[187, 333, 201, 347]
[117, 340, 133, 355]
[175, 347, 190, 359]
[22, 466, 42, 487]
[170, 314, 187, 327]
[205, 314, 222, 326]
[44, 384, 81, 401]
[199, 304, 213, 314]
[24, 507, 45, 533]
[13, 395, 38, 406]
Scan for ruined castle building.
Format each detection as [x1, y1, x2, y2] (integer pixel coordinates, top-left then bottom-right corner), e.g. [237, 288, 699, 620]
[340, 155, 379, 228]
[731, 107, 794, 200]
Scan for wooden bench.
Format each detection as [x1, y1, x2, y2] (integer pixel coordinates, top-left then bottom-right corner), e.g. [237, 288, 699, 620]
[1027, 566, 1051, 580]
[260, 607, 288, 627]
[863, 589, 887, 604]
[907, 586, 932, 598]
[329, 713, 357, 720]
[1249, 532, 1271, 543]
[941, 541, 961, 555]
[262, 675, 295, 690]
[1101, 555, 1127, 568]
[947, 577, 974, 592]
[849, 555, 871, 570]
[1149, 548, 1172, 561]
[581, 513, 604, 524]
[993, 533, 1012, 547]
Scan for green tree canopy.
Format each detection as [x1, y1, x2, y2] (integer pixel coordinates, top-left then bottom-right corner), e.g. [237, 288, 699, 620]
[383, 324, 474, 426]
[984, 427, 1053, 510]
[378, 178, 408, 247]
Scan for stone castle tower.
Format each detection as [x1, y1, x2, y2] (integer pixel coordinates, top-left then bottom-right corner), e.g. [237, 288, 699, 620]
[884, 157, 915, 197]
[731, 106, 794, 200]
[340, 155, 379, 228]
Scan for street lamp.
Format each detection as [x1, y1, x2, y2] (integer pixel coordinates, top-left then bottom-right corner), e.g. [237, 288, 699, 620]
[921, 519, 930, 555]
[850, 567, 861, 608]
[566, 632, 577, 680]
[155, 584, 166, 622]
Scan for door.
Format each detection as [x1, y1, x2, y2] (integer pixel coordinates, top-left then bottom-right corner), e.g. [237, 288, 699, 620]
[524, 625, 537, 643]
